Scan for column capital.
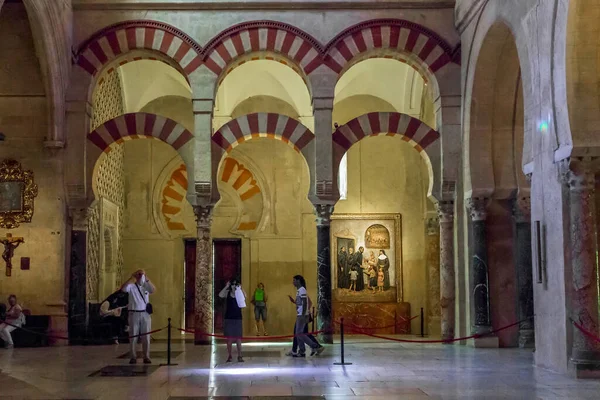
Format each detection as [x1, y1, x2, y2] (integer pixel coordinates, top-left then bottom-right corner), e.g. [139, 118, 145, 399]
[560, 157, 596, 192]
[425, 214, 440, 235]
[313, 204, 334, 226]
[69, 208, 89, 231]
[194, 205, 213, 229]
[512, 197, 531, 223]
[436, 200, 454, 223]
[466, 197, 490, 221]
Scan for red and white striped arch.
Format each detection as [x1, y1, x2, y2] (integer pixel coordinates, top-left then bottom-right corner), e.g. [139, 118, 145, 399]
[212, 113, 314, 153]
[202, 21, 323, 77]
[324, 19, 454, 75]
[76, 21, 203, 77]
[88, 113, 193, 152]
[333, 112, 440, 155]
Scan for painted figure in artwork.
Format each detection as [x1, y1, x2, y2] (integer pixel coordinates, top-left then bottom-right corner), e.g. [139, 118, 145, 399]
[349, 266, 358, 291]
[352, 246, 366, 291]
[367, 251, 377, 290]
[378, 250, 391, 290]
[347, 247, 355, 289]
[337, 246, 348, 289]
[377, 267, 384, 292]
[1, 233, 24, 277]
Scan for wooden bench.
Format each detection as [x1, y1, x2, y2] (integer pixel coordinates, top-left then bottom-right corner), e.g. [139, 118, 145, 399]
[0, 310, 50, 348]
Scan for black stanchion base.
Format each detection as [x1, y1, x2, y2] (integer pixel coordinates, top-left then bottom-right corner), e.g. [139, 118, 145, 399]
[159, 363, 178, 366]
[333, 362, 353, 365]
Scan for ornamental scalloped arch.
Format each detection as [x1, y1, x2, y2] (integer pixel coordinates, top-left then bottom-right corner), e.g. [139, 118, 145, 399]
[87, 112, 195, 200]
[323, 19, 459, 101]
[211, 112, 316, 201]
[332, 112, 441, 198]
[200, 21, 323, 91]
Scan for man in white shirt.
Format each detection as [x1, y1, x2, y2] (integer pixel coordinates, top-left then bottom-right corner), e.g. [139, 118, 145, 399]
[120, 269, 156, 364]
[0, 294, 24, 349]
[293, 275, 324, 357]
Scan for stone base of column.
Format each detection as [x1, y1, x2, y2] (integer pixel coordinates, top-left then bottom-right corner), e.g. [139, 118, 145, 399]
[518, 329, 535, 348]
[468, 335, 499, 348]
[428, 316, 441, 337]
[194, 337, 211, 345]
[318, 332, 333, 345]
[569, 351, 600, 378]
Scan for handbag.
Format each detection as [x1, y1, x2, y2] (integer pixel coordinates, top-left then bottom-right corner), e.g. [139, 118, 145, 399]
[136, 284, 153, 315]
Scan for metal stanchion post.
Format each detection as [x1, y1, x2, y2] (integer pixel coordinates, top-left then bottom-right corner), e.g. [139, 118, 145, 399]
[160, 318, 178, 366]
[420, 307, 424, 337]
[312, 307, 315, 332]
[333, 318, 352, 365]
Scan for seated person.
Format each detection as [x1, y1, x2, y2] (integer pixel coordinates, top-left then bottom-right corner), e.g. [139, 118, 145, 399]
[0, 295, 25, 349]
[99, 290, 128, 344]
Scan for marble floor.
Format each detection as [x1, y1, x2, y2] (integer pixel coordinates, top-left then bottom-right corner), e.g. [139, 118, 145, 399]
[0, 336, 599, 399]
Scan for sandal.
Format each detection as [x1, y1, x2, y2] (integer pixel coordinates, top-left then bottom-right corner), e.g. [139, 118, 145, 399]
[237, 356, 244, 362]
[226, 356, 232, 363]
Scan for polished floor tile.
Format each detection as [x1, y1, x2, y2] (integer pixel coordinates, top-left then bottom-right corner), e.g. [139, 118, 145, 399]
[0, 338, 599, 399]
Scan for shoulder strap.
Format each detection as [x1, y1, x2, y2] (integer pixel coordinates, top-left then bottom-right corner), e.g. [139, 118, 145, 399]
[135, 284, 147, 304]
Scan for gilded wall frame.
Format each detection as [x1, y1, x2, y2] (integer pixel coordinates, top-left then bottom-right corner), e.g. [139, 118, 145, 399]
[330, 213, 403, 302]
[0, 159, 38, 229]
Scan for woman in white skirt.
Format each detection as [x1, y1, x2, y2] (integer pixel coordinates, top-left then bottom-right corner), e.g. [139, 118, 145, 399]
[219, 278, 246, 362]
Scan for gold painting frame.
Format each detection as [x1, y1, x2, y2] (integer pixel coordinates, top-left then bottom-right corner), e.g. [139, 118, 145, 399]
[0, 159, 38, 229]
[330, 213, 403, 302]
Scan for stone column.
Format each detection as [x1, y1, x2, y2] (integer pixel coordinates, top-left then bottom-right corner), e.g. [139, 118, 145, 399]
[193, 205, 214, 345]
[426, 214, 441, 336]
[466, 197, 494, 340]
[314, 204, 334, 344]
[68, 208, 89, 344]
[565, 158, 600, 375]
[512, 197, 535, 348]
[437, 201, 455, 342]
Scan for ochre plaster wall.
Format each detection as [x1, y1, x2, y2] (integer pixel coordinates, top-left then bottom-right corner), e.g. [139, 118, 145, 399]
[334, 136, 431, 333]
[212, 140, 317, 336]
[0, 4, 66, 315]
[121, 140, 192, 336]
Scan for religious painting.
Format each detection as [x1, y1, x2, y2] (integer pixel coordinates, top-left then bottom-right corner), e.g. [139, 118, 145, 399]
[0, 159, 38, 229]
[331, 213, 402, 303]
[0, 182, 24, 212]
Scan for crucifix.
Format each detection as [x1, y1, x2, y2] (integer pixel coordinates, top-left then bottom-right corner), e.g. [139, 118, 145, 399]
[1, 233, 24, 277]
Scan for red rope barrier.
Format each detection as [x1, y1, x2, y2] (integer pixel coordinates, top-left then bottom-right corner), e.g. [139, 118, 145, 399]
[572, 320, 600, 344]
[0, 320, 166, 341]
[177, 327, 330, 340]
[333, 315, 419, 331]
[347, 318, 528, 344]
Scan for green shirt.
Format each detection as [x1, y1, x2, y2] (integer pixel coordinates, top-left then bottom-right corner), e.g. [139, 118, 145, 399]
[254, 288, 265, 302]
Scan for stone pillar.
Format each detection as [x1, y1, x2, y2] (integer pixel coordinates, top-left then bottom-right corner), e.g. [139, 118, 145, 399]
[314, 204, 334, 344]
[565, 158, 600, 376]
[68, 208, 89, 345]
[193, 205, 214, 345]
[426, 214, 441, 336]
[512, 197, 535, 348]
[466, 197, 497, 346]
[437, 201, 455, 342]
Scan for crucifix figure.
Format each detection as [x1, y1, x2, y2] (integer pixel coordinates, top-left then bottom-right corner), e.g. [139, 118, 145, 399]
[1, 233, 24, 277]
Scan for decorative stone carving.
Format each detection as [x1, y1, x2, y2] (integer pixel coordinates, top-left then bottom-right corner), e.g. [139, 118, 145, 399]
[425, 215, 439, 236]
[512, 196, 531, 223]
[194, 205, 214, 345]
[0, 159, 38, 229]
[316, 180, 334, 198]
[70, 208, 89, 231]
[465, 197, 489, 221]
[314, 204, 334, 227]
